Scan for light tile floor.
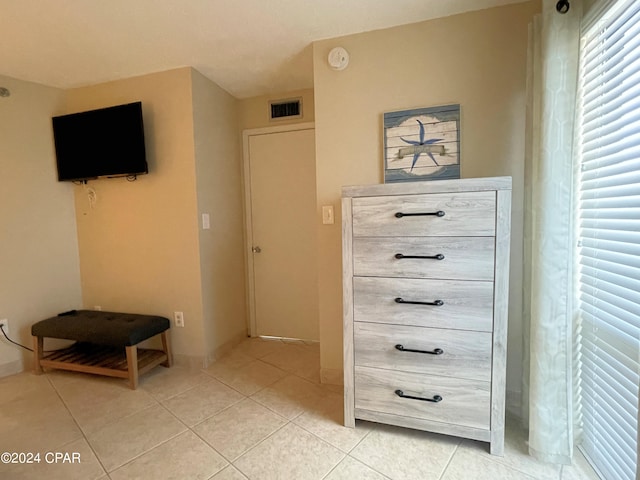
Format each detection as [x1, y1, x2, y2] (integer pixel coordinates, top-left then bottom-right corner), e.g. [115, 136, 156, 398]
[0, 337, 601, 480]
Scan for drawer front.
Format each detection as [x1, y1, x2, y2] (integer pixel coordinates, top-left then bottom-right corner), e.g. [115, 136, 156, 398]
[353, 236, 495, 281]
[352, 191, 496, 237]
[354, 322, 492, 381]
[355, 366, 490, 429]
[353, 277, 494, 331]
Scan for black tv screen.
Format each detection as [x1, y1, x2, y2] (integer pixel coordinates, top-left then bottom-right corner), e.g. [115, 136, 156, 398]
[52, 102, 148, 182]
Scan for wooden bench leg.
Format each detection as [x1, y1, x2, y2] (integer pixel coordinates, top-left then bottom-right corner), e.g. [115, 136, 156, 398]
[33, 336, 43, 375]
[125, 345, 139, 389]
[161, 331, 173, 367]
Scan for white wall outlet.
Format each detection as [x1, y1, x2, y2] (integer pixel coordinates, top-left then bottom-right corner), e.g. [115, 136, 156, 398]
[0, 319, 8, 335]
[174, 311, 184, 327]
[94, 305, 102, 311]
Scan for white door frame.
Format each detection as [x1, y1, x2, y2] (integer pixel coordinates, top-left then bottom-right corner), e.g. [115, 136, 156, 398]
[242, 122, 315, 337]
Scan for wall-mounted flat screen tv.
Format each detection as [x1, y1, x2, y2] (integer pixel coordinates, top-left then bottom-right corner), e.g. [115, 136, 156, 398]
[52, 101, 148, 182]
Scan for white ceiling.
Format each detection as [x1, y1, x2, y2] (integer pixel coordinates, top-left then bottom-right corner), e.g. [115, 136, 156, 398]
[0, 0, 526, 99]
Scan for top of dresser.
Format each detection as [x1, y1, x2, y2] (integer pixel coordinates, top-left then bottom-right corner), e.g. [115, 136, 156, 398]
[342, 176, 512, 198]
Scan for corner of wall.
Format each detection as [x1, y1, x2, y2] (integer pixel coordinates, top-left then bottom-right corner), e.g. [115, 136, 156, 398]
[65, 68, 206, 359]
[191, 69, 248, 358]
[0, 74, 83, 376]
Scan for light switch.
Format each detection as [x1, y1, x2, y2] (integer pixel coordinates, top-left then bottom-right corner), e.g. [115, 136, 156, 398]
[202, 213, 210, 230]
[322, 205, 334, 225]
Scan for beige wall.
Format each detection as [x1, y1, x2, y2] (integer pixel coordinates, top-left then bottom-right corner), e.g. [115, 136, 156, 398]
[0, 75, 83, 375]
[313, 1, 540, 403]
[63, 67, 246, 364]
[1, 4, 539, 395]
[238, 88, 314, 131]
[191, 69, 247, 360]
[65, 68, 207, 361]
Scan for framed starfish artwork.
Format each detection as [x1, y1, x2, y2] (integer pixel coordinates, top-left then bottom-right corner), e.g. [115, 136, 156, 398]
[383, 104, 460, 183]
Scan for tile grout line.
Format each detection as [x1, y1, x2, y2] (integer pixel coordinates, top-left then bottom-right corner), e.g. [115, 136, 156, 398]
[204, 345, 337, 476]
[35, 341, 336, 480]
[154, 372, 223, 402]
[94, 398, 190, 475]
[341, 424, 391, 479]
[436, 439, 461, 480]
[293, 414, 390, 479]
[170, 353, 298, 473]
[319, 457, 343, 480]
[344, 454, 395, 480]
[210, 341, 353, 478]
[86, 343, 297, 471]
[458, 437, 558, 479]
[51, 372, 208, 476]
[155, 342, 332, 477]
[108, 428, 188, 476]
[347, 420, 378, 453]
[143, 393, 244, 477]
[453, 440, 548, 480]
[109, 381, 273, 477]
[7, 340, 591, 480]
[227, 418, 292, 476]
[188, 420, 237, 467]
[183, 390, 270, 467]
[44, 373, 110, 478]
[187, 393, 252, 430]
[200, 359, 288, 396]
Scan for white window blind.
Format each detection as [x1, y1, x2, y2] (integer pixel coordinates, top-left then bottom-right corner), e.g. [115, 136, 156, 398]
[577, 1, 640, 479]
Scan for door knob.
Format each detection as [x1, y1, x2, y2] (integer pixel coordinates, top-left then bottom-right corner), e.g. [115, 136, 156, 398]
[252, 246, 262, 253]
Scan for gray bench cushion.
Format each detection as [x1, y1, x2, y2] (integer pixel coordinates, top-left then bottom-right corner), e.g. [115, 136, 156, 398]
[31, 310, 170, 347]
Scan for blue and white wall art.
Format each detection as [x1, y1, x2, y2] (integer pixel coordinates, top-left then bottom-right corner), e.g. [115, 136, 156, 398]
[383, 104, 460, 183]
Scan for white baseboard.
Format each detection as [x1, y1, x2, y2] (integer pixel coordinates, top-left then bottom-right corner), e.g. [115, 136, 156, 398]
[321, 368, 343, 386]
[204, 331, 248, 368]
[172, 353, 208, 370]
[0, 359, 23, 378]
[506, 387, 522, 420]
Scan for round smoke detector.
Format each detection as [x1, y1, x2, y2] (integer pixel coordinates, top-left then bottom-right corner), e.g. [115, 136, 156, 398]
[328, 47, 350, 71]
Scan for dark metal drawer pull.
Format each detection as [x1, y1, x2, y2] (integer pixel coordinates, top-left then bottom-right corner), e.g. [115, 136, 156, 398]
[395, 344, 444, 355]
[395, 389, 443, 403]
[394, 297, 444, 306]
[394, 253, 444, 260]
[395, 210, 445, 218]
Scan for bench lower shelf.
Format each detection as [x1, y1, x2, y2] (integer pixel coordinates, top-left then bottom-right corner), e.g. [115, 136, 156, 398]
[35, 336, 172, 389]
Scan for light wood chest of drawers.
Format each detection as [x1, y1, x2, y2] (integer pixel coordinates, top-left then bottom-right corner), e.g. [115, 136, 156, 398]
[342, 177, 512, 455]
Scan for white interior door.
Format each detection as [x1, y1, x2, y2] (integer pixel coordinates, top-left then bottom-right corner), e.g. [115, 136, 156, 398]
[245, 126, 319, 340]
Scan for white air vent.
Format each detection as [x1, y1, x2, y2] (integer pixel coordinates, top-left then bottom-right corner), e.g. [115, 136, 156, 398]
[269, 98, 302, 120]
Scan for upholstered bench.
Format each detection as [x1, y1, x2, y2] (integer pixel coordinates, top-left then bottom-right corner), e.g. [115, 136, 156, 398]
[31, 310, 172, 389]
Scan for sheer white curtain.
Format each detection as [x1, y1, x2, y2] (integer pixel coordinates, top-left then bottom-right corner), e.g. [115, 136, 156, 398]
[522, 0, 583, 464]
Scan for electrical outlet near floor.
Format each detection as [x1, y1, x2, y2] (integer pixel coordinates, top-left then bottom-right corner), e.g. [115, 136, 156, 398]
[173, 312, 184, 327]
[0, 319, 8, 335]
